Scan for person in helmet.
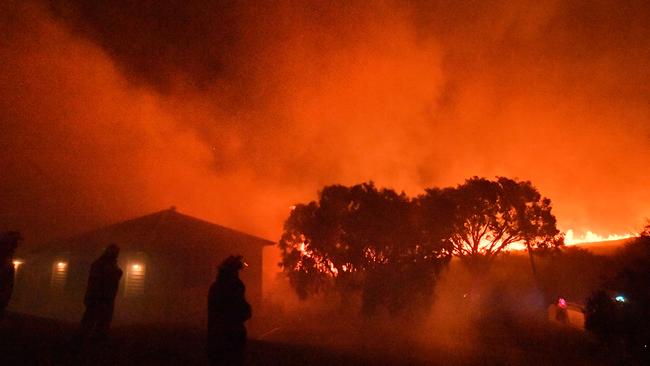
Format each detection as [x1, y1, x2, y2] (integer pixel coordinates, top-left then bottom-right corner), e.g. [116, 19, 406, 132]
[207, 255, 252, 366]
[79, 243, 123, 340]
[0, 231, 22, 320]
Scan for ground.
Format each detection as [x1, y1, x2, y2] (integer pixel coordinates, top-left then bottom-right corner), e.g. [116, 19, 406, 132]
[1, 312, 616, 365]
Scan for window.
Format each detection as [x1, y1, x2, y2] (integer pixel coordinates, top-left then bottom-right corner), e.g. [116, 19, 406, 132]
[124, 262, 146, 297]
[51, 261, 68, 289]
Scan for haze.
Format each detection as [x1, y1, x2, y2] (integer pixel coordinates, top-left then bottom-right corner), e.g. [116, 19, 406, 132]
[1, 0, 649, 245]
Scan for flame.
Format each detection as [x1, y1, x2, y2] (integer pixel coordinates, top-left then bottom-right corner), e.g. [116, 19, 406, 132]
[503, 228, 636, 252]
[294, 240, 339, 276]
[564, 229, 637, 245]
[292, 239, 357, 277]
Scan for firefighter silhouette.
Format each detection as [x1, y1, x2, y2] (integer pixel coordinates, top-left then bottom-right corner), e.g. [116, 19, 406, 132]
[0, 231, 21, 320]
[207, 255, 252, 366]
[80, 243, 123, 340]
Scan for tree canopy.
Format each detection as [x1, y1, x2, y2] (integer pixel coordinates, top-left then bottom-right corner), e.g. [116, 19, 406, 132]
[279, 177, 563, 314]
[420, 177, 563, 271]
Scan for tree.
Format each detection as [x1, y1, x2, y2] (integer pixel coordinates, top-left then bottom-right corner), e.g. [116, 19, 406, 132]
[420, 177, 563, 273]
[278, 177, 562, 315]
[279, 182, 451, 316]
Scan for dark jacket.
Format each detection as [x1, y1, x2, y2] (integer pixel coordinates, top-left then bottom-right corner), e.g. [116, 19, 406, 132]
[84, 256, 122, 305]
[0, 259, 15, 308]
[207, 270, 252, 340]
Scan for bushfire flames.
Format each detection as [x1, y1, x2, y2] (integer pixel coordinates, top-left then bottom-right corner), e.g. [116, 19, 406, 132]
[2, 2, 650, 365]
[294, 240, 365, 277]
[295, 241, 341, 276]
[294, 228, 637, 271]
[1, 0, 649, 249]
[511, 229, 637, 251]
[564, 229, 637, 245]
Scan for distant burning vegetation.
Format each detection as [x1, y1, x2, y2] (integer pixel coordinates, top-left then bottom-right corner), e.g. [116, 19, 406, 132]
[564, 229, 637, 245]
[278, 176, 563, 316]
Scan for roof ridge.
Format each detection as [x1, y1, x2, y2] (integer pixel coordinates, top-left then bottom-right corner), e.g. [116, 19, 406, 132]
[47, 208, 275, 247]
[167, 209, 275, 245]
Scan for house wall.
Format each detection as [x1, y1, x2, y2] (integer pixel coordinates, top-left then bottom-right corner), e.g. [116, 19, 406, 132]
[9, 245, 265, 327]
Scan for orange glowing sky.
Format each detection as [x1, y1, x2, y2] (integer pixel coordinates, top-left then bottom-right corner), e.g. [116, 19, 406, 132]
[1, 1, 649, 245]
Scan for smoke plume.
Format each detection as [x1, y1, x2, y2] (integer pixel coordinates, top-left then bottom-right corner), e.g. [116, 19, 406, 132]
[1, 0, 649, 246]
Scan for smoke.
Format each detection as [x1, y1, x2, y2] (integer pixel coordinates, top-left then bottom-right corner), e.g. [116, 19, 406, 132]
[1, 0, 649, 246]
[258, 255, 569, 363]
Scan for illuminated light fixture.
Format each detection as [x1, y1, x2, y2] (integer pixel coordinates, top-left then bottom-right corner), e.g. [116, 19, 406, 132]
[615, 295, 626, 303]
[12, 259, 24, 269]
[132, 264, 142, 271]
[56, 262, 67, 269]
[558, 297, 568, 309]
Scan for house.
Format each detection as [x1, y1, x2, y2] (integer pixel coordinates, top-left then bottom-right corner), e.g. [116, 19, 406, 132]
[10, 207, 274, 325]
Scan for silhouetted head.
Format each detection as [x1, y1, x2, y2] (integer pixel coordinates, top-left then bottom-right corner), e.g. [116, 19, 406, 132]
[0, 231, 22, 257]
[103, 243, 120, 260]
[218, 255, 246, 277]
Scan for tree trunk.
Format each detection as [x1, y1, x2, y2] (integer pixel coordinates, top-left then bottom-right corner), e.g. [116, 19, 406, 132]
[526, 242, 537, 277]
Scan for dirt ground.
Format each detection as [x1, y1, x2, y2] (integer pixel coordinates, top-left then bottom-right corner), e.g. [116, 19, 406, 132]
[0, 312, 615, 365]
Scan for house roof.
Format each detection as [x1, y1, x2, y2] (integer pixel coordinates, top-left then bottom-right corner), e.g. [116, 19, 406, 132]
[40, 207, 275, 256]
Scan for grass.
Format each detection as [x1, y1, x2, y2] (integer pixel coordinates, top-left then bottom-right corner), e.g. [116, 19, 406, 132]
[1, 311, 616, 365]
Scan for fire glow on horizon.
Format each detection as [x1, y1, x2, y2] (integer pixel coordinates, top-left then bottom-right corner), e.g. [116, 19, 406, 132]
[1, 1, 649, 246]
[294, 227, 637, 261]
[564, 229, 637, 245]
[509, 229, 637, 251]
